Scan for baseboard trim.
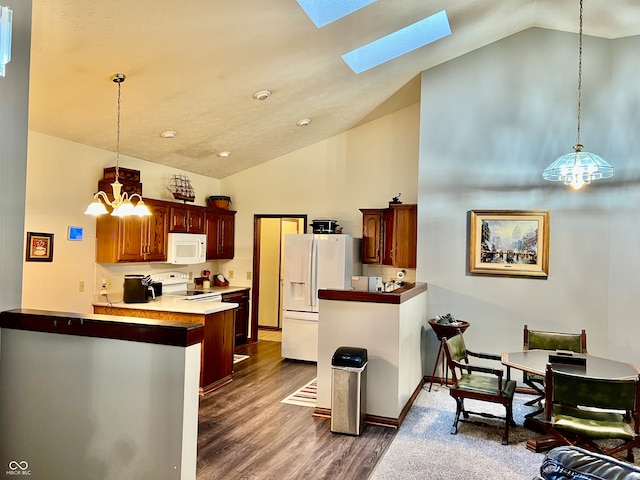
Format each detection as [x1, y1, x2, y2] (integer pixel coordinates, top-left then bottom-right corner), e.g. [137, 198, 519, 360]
[312, 378, 425, 429]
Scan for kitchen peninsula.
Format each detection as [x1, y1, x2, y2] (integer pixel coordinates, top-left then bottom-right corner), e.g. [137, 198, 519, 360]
[315, 283, 427, 427]
[0, 309, 203, 478]
[93, 294, 238, 395]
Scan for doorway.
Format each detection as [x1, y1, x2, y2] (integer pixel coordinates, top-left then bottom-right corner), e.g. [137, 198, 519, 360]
[250, 214, 307, 342]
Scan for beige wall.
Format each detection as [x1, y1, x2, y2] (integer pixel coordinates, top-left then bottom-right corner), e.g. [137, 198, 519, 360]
[218, 103, 420, 285]
[22, 132, 222, 313]
[21, 104, 419, 314]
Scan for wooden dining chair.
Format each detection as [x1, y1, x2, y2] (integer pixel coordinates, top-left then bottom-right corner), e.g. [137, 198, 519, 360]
[543, 364, 640, 462]
[522, 325, 587, 406]
[442, 333, 516, 445]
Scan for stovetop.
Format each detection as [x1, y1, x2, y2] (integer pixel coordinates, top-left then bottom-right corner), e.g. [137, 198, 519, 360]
[149, 271, 222, 301]
[164, 289, 222, 301]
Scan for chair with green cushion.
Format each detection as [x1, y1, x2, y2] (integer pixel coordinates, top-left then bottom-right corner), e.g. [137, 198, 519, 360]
[442, 333, 517, 445]
[543, 363, 640, 462]
[522, 325, 587, 406]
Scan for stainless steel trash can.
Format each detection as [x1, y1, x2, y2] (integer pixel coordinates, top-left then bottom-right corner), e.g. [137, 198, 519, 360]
[331, 346, 368, 436]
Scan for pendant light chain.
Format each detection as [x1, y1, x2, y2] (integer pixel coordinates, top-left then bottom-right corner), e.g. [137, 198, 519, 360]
[115, 77, 122, 181]
[575, 0, 583, 148]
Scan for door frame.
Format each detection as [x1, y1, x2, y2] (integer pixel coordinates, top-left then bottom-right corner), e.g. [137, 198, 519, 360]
[250, 214, 307, 343]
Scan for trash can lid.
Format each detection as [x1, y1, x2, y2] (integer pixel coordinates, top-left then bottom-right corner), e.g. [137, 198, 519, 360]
[332, 346, 368, 368]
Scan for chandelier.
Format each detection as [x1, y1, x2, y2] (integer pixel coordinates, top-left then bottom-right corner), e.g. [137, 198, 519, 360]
[542, 0, 614, 190]
[85, 74, 151, 217]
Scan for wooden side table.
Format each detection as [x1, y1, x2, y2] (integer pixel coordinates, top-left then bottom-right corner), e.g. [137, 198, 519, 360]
[427, 318, 470, 391]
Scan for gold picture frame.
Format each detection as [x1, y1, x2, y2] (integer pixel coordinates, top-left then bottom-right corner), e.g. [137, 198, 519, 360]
[468, 210, 549, 278]
[25, 232, 54, 262]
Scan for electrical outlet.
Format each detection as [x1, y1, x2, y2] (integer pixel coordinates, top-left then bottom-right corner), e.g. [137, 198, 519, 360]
[246, 271, 252, 280]
[79, 281, 85, 293]
[228, 270, 234, 279]
[189, 272, 193, 280]
[107, 279, 113, 290]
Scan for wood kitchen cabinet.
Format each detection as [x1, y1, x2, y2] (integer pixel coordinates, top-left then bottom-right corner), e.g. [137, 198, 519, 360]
[92, 305, 235, 395]
[359, 204, 417, 268]
[96, 199, 169, 263]
[206, 209, 236, 260]
[222, 289, 250, 346]
[168, 204, 206, 234]
[361, 210, 383, 264]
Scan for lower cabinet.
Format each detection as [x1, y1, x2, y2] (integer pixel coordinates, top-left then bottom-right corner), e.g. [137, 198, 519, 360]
[200, 309, 235, 393]
[92, 305, 234, 394]
[222, 289, 250, 346]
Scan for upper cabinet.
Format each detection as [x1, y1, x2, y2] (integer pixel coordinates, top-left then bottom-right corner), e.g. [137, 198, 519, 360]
[96, 199, 169, 263]
[206, 209, 236, 260]
[360, 204, 417, 268]
[96, 198, 236, 263]
[169, 205, 206, 234]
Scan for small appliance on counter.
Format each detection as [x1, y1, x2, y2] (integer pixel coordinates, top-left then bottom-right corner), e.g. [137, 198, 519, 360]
[123, 274, 158, 303]
[310, 218, 340, 234]
[350, 276, 383, 292]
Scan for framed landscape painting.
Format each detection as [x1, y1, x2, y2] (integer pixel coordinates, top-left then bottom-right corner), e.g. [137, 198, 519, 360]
[468, 210, 549, 278]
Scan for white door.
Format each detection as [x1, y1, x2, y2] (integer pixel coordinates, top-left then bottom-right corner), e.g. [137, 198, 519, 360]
[281, 310, 318, 362]
[282, 234, 314, 313]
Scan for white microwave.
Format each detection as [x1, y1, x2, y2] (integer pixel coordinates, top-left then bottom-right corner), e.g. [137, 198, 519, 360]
[166, 233, 207, 264]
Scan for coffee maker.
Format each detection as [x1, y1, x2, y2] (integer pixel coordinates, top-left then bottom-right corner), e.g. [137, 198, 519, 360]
[123, 274, 156, 303]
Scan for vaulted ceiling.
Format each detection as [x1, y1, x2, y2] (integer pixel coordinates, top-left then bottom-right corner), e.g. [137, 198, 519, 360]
[27, 0, 640, 179]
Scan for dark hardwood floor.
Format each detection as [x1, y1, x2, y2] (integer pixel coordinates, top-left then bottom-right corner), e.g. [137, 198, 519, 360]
[197, 340, 397, 479]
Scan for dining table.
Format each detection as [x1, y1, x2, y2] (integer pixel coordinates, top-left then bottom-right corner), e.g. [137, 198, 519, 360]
[501, 349, 640, 452]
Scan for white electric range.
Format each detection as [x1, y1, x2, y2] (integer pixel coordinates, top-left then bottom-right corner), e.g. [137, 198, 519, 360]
[150, 271, 222, 302]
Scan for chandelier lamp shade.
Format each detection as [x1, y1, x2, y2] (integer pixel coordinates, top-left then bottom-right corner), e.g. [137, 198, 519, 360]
[0, 5, 12, 77]
[85, 74, 151, 217]
[542, 0, 614, 190]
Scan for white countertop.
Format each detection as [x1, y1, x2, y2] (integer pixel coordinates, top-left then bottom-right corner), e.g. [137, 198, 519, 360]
[93, 295, 238, 315]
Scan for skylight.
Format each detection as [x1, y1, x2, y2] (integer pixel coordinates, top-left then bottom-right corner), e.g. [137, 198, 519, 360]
[342, 10, 451, 74]
[296, 0, 377, 28]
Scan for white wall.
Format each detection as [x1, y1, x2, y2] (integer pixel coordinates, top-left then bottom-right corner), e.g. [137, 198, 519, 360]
[418, 28, 640, 369]
[22, 132, 222, 312]
[0, 0, 31, 313]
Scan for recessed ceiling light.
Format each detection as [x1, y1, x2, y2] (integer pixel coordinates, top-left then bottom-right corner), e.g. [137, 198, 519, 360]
[160, 130, 177, 138]
[252, 90, 271, 101]
[296, 118, 311, 127]
[217, 151, 231, 158]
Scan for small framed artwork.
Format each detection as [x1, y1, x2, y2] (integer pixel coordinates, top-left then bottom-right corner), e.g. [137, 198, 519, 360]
[25, 232, 54, 262]
[468, 210, 550, 278]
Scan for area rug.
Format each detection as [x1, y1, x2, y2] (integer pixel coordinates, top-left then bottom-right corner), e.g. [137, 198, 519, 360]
[233, 354, 249, 365]
[281, 378, 317, 407]
[369, 385, 547, 480]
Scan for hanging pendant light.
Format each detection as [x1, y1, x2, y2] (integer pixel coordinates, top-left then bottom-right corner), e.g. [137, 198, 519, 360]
[85, 74, 151, 217]
[542, 0, 614, 190]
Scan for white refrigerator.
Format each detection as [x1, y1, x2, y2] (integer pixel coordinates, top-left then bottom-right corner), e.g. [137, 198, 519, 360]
[281, 234, 360, 362]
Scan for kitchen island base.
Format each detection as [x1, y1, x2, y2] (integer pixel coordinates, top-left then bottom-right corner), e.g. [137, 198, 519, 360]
[93, 305, 235, 395]
[316, 283, 428, 427]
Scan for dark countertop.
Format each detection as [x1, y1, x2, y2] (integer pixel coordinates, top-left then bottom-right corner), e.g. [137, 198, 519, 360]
[0, 308, 204, 347]
[318, 282, 427, 305]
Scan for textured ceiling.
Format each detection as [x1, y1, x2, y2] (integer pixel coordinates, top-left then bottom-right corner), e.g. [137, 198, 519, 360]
[27, 0, 640, 179]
